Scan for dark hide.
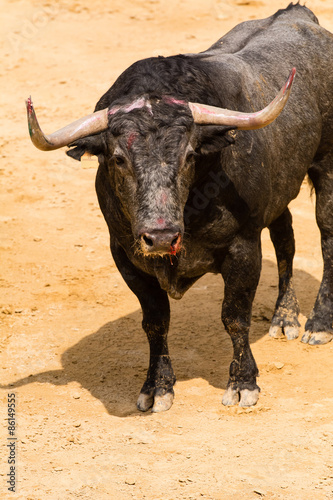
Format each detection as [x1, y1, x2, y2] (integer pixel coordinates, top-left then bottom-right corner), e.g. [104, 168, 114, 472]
[66, 3, 333, 411]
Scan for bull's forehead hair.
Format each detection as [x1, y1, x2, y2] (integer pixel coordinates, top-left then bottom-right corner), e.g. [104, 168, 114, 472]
[107, 103, 192, 170]
[108, 95, 193, 138]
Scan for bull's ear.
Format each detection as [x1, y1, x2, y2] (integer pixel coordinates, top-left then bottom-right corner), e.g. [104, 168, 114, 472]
[66, 134, 106, 161]
[196, 125, 235, 155]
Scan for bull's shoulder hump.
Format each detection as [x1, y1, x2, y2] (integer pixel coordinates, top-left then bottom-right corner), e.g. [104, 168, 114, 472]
[199, 4, 319, 57]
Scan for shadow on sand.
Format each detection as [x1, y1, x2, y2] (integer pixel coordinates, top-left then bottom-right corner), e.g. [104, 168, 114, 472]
[2, 259, 320, 416]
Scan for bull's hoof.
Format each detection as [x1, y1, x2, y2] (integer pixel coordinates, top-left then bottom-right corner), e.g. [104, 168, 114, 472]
[137, 389, 174, 413]
[222, 386, 240, 406]
[222, 386, 260, 407]
[269, 325, 283, 339]
[301, 331, 333, 345]
[137, 390, 154, 412]
[239, 388, 260, 407]
[269, 324, 299, 340]
[151, 392, 174, 413]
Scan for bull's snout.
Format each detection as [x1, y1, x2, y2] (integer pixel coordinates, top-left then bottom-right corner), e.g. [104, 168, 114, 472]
[140, 229, 182, 255]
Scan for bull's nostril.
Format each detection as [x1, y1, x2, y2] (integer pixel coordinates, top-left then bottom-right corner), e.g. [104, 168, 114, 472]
[140, 230, 181, 254]
[142, 235, 153, 247]
[171, 236, 179, 248]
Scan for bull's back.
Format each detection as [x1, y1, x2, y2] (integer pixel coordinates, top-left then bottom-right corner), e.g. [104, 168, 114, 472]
[191, 4, 333, 224]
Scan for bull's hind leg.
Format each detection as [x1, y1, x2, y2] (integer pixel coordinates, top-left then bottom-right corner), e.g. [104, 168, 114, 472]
[302, 162, 333, 345]
[111, 242, 176, 412]
[268, 208, 300, 340]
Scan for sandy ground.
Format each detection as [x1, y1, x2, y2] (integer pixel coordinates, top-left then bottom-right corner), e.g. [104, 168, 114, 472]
[1, 0, 333, 499]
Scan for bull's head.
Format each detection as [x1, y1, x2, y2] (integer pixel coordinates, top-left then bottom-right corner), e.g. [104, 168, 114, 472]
[26, 68, 295, 257]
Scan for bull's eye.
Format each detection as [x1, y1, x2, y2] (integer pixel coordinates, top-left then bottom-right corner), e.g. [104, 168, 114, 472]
[114, 155, 126, 167]
[186, 151, 197, 163]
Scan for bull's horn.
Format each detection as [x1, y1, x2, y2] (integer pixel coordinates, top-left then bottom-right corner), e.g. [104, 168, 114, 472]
[189, 67, 296, 130]
[26, 97, 109, 151]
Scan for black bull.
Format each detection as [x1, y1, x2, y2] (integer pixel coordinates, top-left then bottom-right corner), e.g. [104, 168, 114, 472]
[27, 4, 333, 412]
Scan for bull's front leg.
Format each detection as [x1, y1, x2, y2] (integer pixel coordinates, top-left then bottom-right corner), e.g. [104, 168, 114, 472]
[137, 289, 176, 413]
[111, 242, 175, 413]
[221, 231, 262, 407]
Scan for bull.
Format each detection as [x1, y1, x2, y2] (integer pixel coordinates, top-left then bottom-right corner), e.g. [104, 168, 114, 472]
[26, 3, 333, 412]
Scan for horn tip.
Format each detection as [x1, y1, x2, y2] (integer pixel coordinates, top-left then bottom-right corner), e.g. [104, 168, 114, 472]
[26, 96, 33, 114]
[284, 68, 296, 94]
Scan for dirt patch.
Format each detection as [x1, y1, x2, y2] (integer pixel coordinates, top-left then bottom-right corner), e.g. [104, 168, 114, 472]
[1, 1, 333, 499]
